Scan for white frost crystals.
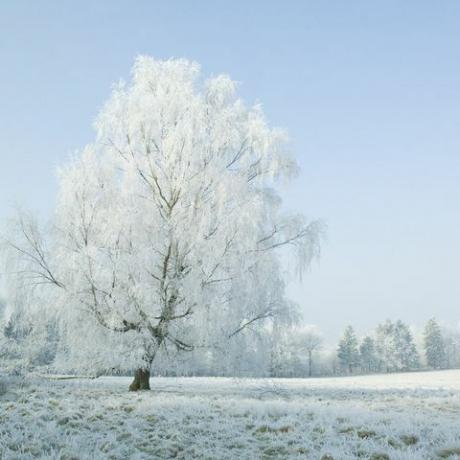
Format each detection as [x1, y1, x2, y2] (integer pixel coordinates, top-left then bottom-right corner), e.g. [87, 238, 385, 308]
[2, 57, 322, 387]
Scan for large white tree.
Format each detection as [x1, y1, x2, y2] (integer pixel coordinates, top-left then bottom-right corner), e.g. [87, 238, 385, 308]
[5, 57, 321, 390]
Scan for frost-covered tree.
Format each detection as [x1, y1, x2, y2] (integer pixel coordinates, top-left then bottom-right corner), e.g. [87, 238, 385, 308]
[5, 57, 321, 390]
[268, 324, 294, 377]
[392, 320, 419, 371]
[443, 327, 460, 369]
[375, 320, 419, 372]
[359, 336, 378, 373]
[268, 324, 323, 377]
[0, 272, 58, 374]
[295, 325, 323, 377]
[374, 320, 396, 372]
[423, 318, 446, 369]
[337, 325, 359, 374]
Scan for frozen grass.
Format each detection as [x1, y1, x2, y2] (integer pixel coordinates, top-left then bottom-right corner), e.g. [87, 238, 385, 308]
[1, 370, 460, 459]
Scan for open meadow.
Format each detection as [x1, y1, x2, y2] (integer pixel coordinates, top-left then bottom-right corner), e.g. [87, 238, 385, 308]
[1, 370, 460, 459]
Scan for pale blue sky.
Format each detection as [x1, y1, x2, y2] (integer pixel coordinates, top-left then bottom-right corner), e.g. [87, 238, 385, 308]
[1, 1, 459, 339]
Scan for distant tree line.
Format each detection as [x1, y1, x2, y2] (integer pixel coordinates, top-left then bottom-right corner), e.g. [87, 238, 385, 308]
[335, 318, 456, 376]
[264, 318, 460, 378]
[1, 304, 459, 378]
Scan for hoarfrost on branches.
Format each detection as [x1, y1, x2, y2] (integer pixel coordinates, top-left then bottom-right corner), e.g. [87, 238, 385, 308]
[4, 57, 321, 388]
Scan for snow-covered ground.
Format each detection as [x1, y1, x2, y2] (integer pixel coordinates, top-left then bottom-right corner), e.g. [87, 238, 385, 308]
[1, 370, 460, 459]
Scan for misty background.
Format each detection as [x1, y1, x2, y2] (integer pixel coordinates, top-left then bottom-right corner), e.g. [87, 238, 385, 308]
[0, 0, 459, 341]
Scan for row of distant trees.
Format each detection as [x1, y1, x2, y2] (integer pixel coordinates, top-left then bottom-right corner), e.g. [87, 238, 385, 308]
[1, 292, 458, 379]
[266, 318, 460, 378]
[337, 321, 420, 374]
[336, 318, 450, 375]
[264, 319, 459, 378]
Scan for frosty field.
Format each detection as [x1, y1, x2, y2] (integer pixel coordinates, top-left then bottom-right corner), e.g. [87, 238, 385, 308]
[1, 370, 460, 459]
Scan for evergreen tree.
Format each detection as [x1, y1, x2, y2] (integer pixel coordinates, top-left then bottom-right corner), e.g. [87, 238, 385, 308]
[337, 325, 359, 374]
[443, 330, 460, 369]
[374, 320, 395, 372]
[359, 336, 377, 373]
[423, 318, 446, 369]
[392, 320, 419, 370]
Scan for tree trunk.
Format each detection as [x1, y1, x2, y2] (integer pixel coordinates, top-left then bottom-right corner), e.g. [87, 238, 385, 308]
[129, 368, 151, 391]
[308, 351, 312, 377]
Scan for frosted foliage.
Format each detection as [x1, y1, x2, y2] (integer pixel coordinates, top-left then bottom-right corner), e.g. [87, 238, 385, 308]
[8, 57, 320, 374]
[423, 318, 447, 369]
[373, 320, 419, 373]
